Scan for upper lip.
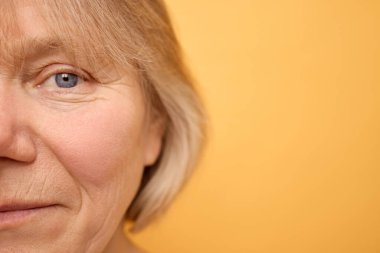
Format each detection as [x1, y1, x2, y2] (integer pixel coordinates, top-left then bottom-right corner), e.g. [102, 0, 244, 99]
[0, 202, 57, 212]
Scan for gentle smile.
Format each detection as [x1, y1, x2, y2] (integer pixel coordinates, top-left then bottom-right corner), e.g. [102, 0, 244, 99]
[0, 203, 59, 229]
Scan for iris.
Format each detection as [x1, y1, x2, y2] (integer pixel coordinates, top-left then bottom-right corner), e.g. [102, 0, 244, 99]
[55, 73, 78, 88]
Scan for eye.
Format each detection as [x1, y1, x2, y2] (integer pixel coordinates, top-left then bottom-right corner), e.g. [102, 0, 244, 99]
[30, 64, 97, 99]
[55, 73, 80, 88]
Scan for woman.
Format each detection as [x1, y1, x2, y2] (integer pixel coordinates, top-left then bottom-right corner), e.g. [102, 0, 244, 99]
[0, 0, 205, 252]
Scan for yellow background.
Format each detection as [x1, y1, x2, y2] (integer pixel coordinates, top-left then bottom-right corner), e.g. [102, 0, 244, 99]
[129, 1, 380, 252]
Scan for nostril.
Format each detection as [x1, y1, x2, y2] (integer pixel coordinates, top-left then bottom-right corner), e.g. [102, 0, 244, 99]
[0, 157, 19, 164]
[0, 130, 37, 163]
[0, 87, 37, 163]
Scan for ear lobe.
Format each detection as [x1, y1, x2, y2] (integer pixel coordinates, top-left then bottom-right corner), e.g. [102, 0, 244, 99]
[144, 115, 167, 166]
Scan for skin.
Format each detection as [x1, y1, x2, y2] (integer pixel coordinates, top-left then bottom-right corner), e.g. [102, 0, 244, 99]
[0, 3, 163, 253]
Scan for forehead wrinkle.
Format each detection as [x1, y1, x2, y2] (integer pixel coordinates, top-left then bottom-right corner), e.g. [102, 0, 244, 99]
[0, 36, 66, 75]
[0, 35, 124, 85]
[19, 37, 65, 62]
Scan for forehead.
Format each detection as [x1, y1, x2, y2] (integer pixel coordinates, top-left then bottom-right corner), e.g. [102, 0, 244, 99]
[0, 0, 146, 85]
[0, 3, 64, 69]
[0, 1, 119, 73]
[0, 0, 53, 43]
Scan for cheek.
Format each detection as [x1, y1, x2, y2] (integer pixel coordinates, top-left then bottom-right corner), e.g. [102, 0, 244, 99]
[37, 101, 146, 191]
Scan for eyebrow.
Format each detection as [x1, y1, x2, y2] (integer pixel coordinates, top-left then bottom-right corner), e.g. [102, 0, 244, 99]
[0, 36, 76, 78]
[0, 37, 65, 67]
[1, 36, 112, 82]
[19, 37, 65, 60]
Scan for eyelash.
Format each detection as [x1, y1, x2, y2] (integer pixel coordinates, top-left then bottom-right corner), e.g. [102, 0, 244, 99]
[36, 66, 90, 88]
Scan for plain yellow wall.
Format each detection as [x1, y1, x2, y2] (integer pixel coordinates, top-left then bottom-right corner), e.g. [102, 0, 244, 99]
[128, 1, 380, 252]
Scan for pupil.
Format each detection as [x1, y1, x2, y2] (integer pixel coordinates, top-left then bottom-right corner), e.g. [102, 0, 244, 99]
[55, 73, 78, 88]
[62, 75, 69, 82]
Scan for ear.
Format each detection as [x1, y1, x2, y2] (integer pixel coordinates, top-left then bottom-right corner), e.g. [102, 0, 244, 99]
[144, 113, 167, 166]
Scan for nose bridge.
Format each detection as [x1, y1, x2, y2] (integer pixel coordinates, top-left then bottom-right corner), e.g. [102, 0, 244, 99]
[0, 77, 36, 162]
[0, 78, 16, 148]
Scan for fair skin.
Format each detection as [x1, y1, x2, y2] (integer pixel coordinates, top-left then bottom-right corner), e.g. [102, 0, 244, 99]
[0, 3, 162, 253]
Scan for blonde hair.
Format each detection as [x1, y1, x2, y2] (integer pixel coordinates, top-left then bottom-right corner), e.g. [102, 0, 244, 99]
[2, 0, 205, 231]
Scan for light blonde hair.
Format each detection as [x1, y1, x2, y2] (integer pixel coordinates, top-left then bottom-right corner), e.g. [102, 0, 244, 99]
[2, 0, 205, 231]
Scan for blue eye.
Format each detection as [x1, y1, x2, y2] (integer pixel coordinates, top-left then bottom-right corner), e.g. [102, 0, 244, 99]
[55, 73, 79, 88]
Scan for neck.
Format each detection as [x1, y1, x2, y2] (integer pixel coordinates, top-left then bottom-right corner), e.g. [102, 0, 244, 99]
[103, 223, 143, 253]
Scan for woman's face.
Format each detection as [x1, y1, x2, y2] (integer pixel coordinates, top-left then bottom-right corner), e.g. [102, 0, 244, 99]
[0, 3, 162, 253]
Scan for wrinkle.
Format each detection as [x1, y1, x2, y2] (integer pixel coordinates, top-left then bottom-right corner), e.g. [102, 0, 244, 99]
[39, 170, 49, 202]
[23, 173, 34, 198]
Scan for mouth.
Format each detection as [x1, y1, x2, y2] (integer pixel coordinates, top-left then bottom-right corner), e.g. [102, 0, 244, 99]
[0, 202, 59, 229]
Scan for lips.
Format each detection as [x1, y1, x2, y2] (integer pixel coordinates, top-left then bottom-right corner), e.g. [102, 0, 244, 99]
[0, 202, 56, 212]
[0, 201, 59, 229]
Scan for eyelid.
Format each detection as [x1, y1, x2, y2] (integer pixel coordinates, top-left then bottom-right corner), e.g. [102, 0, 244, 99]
[33, 64, 92, 87]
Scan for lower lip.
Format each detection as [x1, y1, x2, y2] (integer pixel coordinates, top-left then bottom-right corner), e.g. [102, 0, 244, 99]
[0, 205, 57, 229]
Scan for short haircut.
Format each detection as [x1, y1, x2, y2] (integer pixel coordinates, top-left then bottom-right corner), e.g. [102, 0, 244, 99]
[1, 0, 205, 231]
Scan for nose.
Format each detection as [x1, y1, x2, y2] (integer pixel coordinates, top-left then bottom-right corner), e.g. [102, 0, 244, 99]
[0, 83, 36, 163]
